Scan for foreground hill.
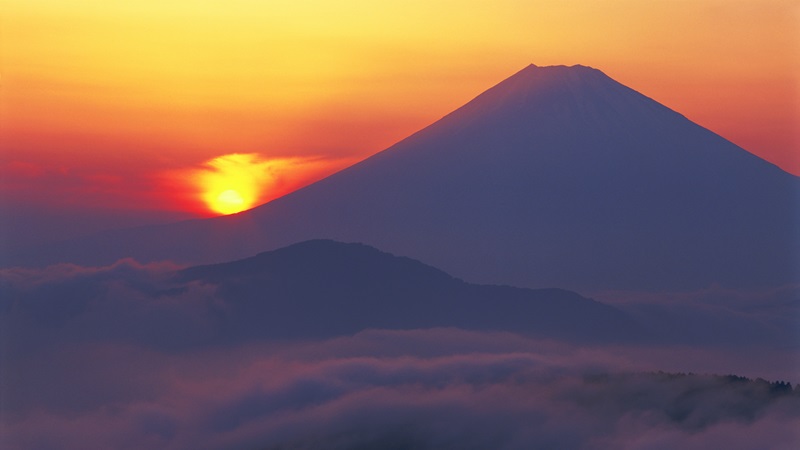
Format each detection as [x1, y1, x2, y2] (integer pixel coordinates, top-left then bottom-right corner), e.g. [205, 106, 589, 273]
[176, 239, 643, 342]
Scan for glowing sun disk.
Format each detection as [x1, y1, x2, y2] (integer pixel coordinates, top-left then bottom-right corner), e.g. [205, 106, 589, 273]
[212, 189, 246, 214]
[196, 153, 269, 215]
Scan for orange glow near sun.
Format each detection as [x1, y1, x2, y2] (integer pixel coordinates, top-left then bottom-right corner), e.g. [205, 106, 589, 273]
[196, 154, 274, 215]
[184, 153, 349, 216]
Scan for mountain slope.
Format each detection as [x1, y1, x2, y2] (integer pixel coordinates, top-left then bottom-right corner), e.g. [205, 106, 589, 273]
[175, 239, 643, 342]
[11, 65, 800, 291]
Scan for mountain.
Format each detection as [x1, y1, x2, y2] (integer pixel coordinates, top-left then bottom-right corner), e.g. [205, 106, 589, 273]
[9, 64, 800, 291]
[174, 239, 642, 342]
[1, 239, 646, 359]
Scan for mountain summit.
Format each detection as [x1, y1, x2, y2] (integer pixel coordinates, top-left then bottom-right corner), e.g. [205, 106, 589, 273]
[436, 64, 671, 128]
[13, 65, 800, 292]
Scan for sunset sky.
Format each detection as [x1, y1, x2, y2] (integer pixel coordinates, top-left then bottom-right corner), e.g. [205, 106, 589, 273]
[1, 0, 797, 238]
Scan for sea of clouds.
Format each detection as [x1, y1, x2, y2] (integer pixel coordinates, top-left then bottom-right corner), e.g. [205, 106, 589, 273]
[2, 261, 798, 449]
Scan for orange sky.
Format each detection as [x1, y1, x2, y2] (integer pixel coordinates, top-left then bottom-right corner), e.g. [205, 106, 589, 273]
[1, 0, 798, 219]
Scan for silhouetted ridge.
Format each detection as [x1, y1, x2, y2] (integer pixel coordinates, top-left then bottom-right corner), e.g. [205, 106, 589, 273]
[177, 240, 643, 342]
[180, 239, 455, 288]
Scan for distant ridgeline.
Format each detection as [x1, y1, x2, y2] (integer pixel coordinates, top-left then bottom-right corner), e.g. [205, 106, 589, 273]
[4, 240, 796, 353]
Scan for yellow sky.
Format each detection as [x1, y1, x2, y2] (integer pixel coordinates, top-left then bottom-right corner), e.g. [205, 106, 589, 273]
[1, 0, 798, 214]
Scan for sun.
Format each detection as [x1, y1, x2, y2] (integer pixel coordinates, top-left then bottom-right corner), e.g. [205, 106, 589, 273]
[212, 189, 246, 215]
[195, 154, 269, 215]
[185, 152, 337, 216]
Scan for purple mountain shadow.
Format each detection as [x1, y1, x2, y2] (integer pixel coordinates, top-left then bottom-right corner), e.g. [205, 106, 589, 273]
[9, 65, 799, 291]
[176, 239, 645, 343]
[1, 240, 646, 353]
